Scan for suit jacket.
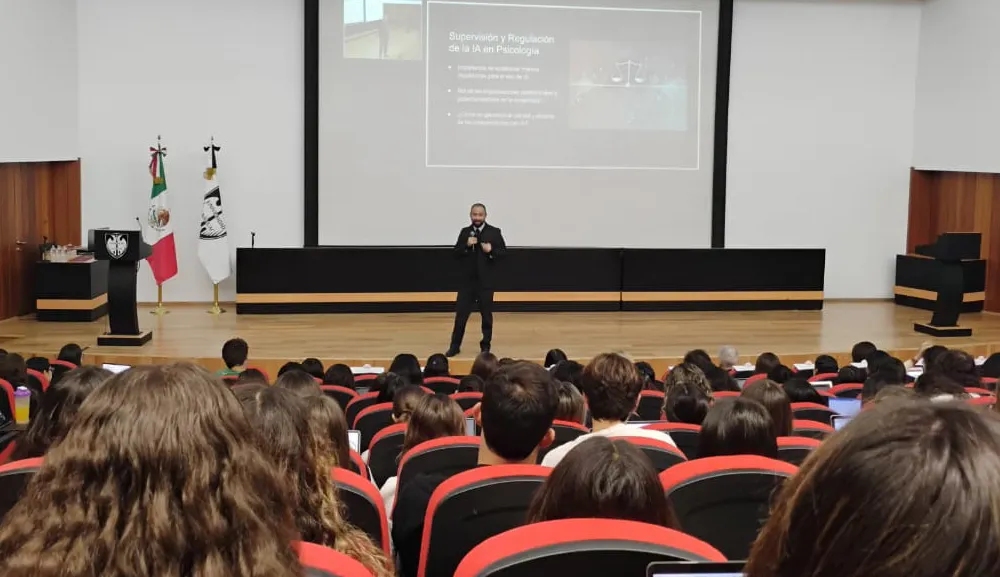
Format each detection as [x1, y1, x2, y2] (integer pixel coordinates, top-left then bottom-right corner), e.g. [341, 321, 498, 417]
[454, 223, 506, 289]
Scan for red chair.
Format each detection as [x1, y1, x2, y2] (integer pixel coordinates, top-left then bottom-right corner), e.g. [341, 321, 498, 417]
[0, 431, 18, 465]
[981, 377, 998, 387]
[331, 468, 390, 554]
[450, 392, 483, 412]
[643, 422, 700, 460]
[320, 385, 358, 412]
[396, 436, 479, 497]
[614, 437, 686, 473]
[792, 419, 835, 440]
[25, 369, 49, 393]
[791, 402, 835, 425]
[221, 375, 239, 386]
[353, 402, 394, 452]
[48, 359, 77, 371]
[296, 541, 374, 577]
[966, 387, 994, 397]
[368, 422, 408, 487]
[969, 396, 997, 408]
[660, 455, 796, 560]
[424, 376, 460, 394]
[345, 392, 380, 429]
[636, 390, 665, 421]
[0, 378, 15, 423]
[830, 383, 864, 399]
[355, 373, 379, 382]
[347, 450, 369, 481]
[0, 457, 43, 521]
[454, 519, 726, 577]
[417, 465, 550, 577]
[808, 372, 839, 383]
[537, 420, 589, 463]
[744, 373, 767, 386]
[776, 436, 822, 466]
[713, 391, 740, 398]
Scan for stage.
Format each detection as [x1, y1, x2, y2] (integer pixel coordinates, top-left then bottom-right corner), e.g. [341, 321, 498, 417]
[2, 301, 1000, 376]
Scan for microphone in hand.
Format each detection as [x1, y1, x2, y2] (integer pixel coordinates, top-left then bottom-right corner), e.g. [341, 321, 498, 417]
[467, 229, 478, 247]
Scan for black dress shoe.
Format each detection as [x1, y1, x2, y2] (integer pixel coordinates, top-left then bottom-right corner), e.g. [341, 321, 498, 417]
[445, 347, 461, 357]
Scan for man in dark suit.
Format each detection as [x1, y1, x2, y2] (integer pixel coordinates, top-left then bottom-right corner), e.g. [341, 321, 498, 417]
[447, 203, 506, 357]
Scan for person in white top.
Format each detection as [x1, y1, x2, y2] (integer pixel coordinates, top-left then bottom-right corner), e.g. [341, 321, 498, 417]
[542, 353, 675, 467]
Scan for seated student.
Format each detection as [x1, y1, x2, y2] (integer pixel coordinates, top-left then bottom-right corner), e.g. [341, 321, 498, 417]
[470, 352, 500, 382]
[851, 340, 877, 363]
[544, 348, 568, 369]
[308, 395, 352, 470]
[301, 357, 325, 380]
[663, 380, 711, 425]
[277, 361, 305, 377]
[373, 372, 407, 404]
[554, 381, 586, 425]
[542, 353, 676, 468]
[862, 372, 905, 404]
[424, 353, 450, 378]
[837, 365, 866, 384]
[56, 342, 84, 366]
[870, 356, 908, 384]
[718, 345, 739, 372]
[236, 385, 393, 577]
[746, 401, 1000, 577]
[0, 353, 28, 388]
[392, 362, 558, 577]
[755, 352, 781, 376]
[683, 349, 717, 376]
[664, 363, 713, 398]
[25, 357, 52, 382]
[698, 398, 778, 459]
[379, 393, 465, 512]
[767, 364, 794, 385]
[0, 364, 304, 577]
[913, 372, 968, 401]
[634, 361, 659, 390]
[742, 379, 794, 437]
[216, 338, 248, 377]
[236, 367, 269, 386]
[982, 352, 1000, 380]
[871, 385, 918, 404]
[389, 353, 424, 385]
[782, 377, 827, 405]
[528, 437, 679, 528]
[361, 385, 428, 463]
[931, 349, 981, 390]
[705, 365, 741, 392]
[814, 354, 839, 376]
[323, 363, 356, 389]
[275, 368, 323, 397]
[551, 360, 585, 390]
[457, 374, 484, 393]
[12, 366, 112, 460]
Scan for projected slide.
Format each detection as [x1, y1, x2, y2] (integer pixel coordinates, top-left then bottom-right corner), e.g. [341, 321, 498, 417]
[344, 0, 423, 60]
[425, 1, 702, 169]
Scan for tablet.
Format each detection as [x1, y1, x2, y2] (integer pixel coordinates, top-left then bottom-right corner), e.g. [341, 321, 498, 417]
[347, 430, 361, 453]
[647, 561, 745, 577]
[828, 397, 862, 417]
[832, 415, 853, 431]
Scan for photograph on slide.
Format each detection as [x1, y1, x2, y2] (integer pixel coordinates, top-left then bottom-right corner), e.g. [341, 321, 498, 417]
[343, 0, 423, 60]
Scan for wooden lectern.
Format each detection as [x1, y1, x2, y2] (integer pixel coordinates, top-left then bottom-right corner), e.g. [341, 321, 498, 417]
[88, 229, 153, 346]
[913, 233, 981, 337]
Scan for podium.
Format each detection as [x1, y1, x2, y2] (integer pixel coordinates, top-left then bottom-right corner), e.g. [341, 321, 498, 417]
[913, 233, 981, 338]
[88, 229, 153, 346]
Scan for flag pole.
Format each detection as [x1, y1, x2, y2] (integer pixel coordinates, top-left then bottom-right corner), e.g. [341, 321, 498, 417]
[208, 283, 226, 315]
[151, 284, 169, 315]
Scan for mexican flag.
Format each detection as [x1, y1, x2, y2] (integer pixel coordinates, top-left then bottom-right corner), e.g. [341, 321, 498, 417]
[144, 147, 178, 284]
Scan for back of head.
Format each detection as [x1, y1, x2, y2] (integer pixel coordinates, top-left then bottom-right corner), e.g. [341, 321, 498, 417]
[719, 346, 739, 369]
[634, 361, 657, 388]
[236, 367, 269, 386]
[871, 385, 918, 404]
[741, 379, 793, 437]
[424, 353, 450, 378]
[582, 353, 644, 422]
[868, 353, 906, 383]
[323, 363, 356, 388]
[705, 366, 740, 392]
[554, 381, 586, 424]
[755, 352, 780, 375]
[0, 363, 301, 577]
[551, 360, 584, 389]
[25, 357, 50, 375]
[746, 401, 1000, 577]
[0, 353, 27, 384]
[458, 374, 484, 393]
[922, 345, 949, 371]
[851, 340, 877, 363]
[914, 372, 967, 399]
[782, 378, 825, 405]
[389, 353, 423, 385]
[392, 385, 426, 422]
[275, 369, 322, 398]
[401, 393, 465, 455]
[981, 352, 1000, 379]
[683, 349, 716, 374]
[13, 366, 112, 460]
[814, 354, 838, 375]
[698, 397, 778, 459]
[527, 437, 678, 528]
[837, 365, 865, 384]
[221, 338, 248, 369]
[933, 349, 980, 389]
[308, 395, 352, 469]
[664, 363, 712, 397]
[57, 343, 83, 366]
[471, 352, 499, 382]
[301, 357, 325, 379]
[373, 372, 407, 404]
[277, 361, 305, 377]
[863, 372, 905, 403]
[663, 380, 711, 425]
[481, 361, 559, 461]
[544, 348, 568, 368]
[767, 364, 793, 384]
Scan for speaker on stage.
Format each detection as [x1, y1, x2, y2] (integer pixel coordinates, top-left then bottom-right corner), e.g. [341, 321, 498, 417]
[88, 229, 153, 346]
[913, 232, 981, 338]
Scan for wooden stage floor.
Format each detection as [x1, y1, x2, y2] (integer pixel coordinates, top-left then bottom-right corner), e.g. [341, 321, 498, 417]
[2, 301, 1000, 376]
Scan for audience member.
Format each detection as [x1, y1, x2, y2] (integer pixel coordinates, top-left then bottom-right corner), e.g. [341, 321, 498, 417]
[746, 401, 1000, 577]
[391, 385, 426, 424]
[698, 397, 778, 459]
[56, 343, 84, 366]
[980, 352, 1000, 379]
[308, 395, 352, 470]
[423, 353, 450, 378]
[0, 364, 304, 577]
[12, 366, 112, 460]
[373, 372, 407, 404]
[913, 372, 967, 400]
[718, 345, 739, 372]
[323, 363, 356, 389]
[392, 362, 558, 577]
[554, 381, 586, 424]
[851, 340, 877, 363]
[470, 352, 499, 382]
[277, 361, 305, 377]
[528, 437, 679, 528]
[837, 365, 866, 384]
[814, 354, 839, 375]
[663, 380, 711, 425]
[904, 342, 946, 370]
[389, 353, 424, 385]
[782, 378, 826, 405]
[871, 385, 918, 404]
[0, 353, 28, 387]
[664, 363, 713, 397]
[457, 374, 484, 393]
[543, 353, 676, 467]
[236, 367, 269, 386]
[551, 360, 585, 390]
[767, 364, 793, 384]
[864, 350, 891, 375]
[868, 354, 907, 383]
[275, 368, 323, 397]
[301, 357, 325, 379]
[683, 349, 716, 375]
[931, 349, 981, 390]
[862, 372, 904, 403]
[705, 366, 741, 392]
[217, 338, 248, 377]
[634, 361, 659, 390]
[754, 352, 781, 376]
[544, 348, 568, 368]
[742, 379, 794, 437]
[25, 357, 52, 381]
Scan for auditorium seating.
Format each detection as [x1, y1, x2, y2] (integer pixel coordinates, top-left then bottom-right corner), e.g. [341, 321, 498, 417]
[367, 422, 407, 486]
[331, 467, 390, 554]
[830, 383, 864, 399]
[713, 391, 740, 398]
[0, 378, 14, 422]
[744, 374, 767, 386]
[353, 402, 393, 451]
[616, 437, 687, 473]
[396, 436, 480, 498]
[348, 450, 369, 481]
[424, 376, 460, 394]
[791, 402, 835, 425]
[776, 436, 822, 466]
[636, 390, 666, 420]
[0, 457, 42, 521]
[355, 373, 379, 383]
[345, 392, 380, 429]
[417, 465, 550, 577]
[660, 455, 797, 560]
[792, 419, 835, 440]
[808, 372, 838, 383]
[296, 540, 375, 577]
[537, 419, 589, 463]
[0, 432, 18, 465]
[321, 385, 358, 412]
[644, 422, 701, 459]
[453, 519, 726, 577]
[26, 369, 49, 392]
[450, 392, 483, 412]
[966, 387, 994, 397]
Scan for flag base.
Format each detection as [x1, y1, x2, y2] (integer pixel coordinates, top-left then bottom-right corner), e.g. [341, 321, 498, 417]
[150, 284, 169, 315]
[98, 331, 153, 347]
[207, 284, 226, 315]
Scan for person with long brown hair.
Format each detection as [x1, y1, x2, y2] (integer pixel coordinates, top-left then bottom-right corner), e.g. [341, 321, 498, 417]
[528, 437, 679, 528]
[308, 394, 352, 470]
[11, 366, 112, 460]
[698, 397, 779, 459]
[0, 363, 303, 577]
[741, 379, 794, 437]
[379, 393, 465, 511]
[234, 385, 393, 577]
[746, 400, 1000, 577]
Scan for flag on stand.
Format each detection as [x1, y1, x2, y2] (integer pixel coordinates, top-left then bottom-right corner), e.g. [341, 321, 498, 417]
[144, 144, 178, 284]
[198, 142, 231, 284]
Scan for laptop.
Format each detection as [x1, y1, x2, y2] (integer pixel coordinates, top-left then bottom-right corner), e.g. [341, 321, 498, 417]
[828, 397, 862, 417]
[647, 561, 745, 577]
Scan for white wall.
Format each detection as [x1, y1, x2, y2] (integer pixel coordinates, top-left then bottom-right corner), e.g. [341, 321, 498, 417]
[0, 0, 78, 162]
[77, 0, 304, 302]
[912, 0, 1000, 172]
[726, 0, 922, 298]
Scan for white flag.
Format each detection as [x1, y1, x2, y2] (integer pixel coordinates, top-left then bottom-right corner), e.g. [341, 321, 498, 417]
[198, 158, 231, 284]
